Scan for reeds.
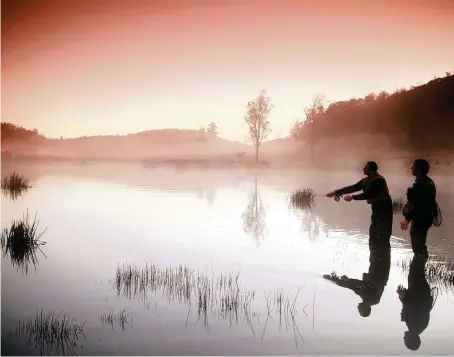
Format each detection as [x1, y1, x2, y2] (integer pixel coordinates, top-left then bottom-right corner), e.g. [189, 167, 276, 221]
[1, 211, 47, 274]
[100, 309, 132, 331]
[290, 188, 316, 210]
[1, 172, 32, 200]
[396, 256, 454, 292]
[392, 197, 406, 215]
[15, 310, 86, 356]
[113, 263, 252, 314]
[112, 262, 310, 341]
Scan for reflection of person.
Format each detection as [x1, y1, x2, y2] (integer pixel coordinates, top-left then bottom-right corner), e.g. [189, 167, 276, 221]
[400, 159, 438, 259]
[323, 241, 391, 317]
[326, 161, 393, 247]
[397, 256, 436, 351]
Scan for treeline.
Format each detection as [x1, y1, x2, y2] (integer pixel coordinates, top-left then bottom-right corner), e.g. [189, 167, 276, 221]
[291, 72, 454, 151]
[1, 123, 44, 143]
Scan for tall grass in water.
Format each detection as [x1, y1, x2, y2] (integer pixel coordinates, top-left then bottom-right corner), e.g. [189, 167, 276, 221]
[290, 188, 316, 210]
[15, 310, 86, 356]
[114, 263, 252, 316]
[392, 197, 406, 215]
[1, 211, 47, 274]
[396, 256, 454, 292]
[113, 262, 309, 343]
[1, 172, 32, 200]
[100, 309, 132, 331]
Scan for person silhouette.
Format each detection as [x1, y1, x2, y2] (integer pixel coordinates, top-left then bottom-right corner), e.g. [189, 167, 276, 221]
[323, 240, 391, 317]
[397, 255, 437, 351]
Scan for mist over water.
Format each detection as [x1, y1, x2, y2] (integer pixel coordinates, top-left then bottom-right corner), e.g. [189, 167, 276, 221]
[2, 164, 454, 355]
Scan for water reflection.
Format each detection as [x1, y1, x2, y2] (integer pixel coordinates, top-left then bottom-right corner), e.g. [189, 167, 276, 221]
[289, 190, 328, 240]
[1, 169, 453, 355]
[397, 256, 437, 351]
[1, 211, 47, 274]
[13, 310, 86, 356]
[241, 176, 267, 243]
[323, 242, 391, 318]
[396, 256, 454, 294]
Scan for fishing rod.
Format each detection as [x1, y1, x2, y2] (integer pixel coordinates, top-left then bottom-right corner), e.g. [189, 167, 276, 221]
[314, 193, 341, 201]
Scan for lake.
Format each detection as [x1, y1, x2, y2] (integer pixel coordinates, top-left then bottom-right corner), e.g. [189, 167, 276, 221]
[2, 163, 454, 355]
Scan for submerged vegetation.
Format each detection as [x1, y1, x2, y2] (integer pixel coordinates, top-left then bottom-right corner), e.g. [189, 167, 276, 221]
[15, 310, 86, 356]
[1, 172, 32, 200]
[290, 188, 316, 210]
[392, 197, 406, 215]
[100, 309, 132, 331]
[1, 211, 47, 274]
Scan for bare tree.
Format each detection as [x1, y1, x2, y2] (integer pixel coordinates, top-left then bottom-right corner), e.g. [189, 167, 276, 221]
[244, 90, 273, 163]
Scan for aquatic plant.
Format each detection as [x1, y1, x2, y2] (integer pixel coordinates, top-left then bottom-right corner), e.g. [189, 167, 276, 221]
[396, 256, 454, 292]
[112, 262, 310, 343]
[100, 308, 132, 331]
[1, 211, 47, 274]
[1, 172, 32, 201]
[392, 197, 406, 215]
[15, 309, 86, 356]
[114, 263, 252, 313]
[290, 188, 316, 210]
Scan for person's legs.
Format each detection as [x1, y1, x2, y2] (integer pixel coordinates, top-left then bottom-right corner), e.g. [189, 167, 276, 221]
[410, 222, 430, 258]
[369, 214, 392, 249]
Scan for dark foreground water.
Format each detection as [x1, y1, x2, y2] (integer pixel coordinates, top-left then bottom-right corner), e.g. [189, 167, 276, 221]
[2, 164, 454, 355]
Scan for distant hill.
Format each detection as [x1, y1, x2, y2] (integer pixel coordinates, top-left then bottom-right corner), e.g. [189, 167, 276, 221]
[1, 124, 252, 160]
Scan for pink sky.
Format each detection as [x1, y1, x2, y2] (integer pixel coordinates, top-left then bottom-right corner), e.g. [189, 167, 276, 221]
[2, 0, 454, 141]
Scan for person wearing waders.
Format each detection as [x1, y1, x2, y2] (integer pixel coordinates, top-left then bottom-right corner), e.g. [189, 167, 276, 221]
[397, 255, 436, 351]
[400, 159, 437, 259]
[326, 161, 393, 248]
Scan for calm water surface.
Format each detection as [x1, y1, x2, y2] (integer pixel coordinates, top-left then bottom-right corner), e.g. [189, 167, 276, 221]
[2, 165, 454, 355]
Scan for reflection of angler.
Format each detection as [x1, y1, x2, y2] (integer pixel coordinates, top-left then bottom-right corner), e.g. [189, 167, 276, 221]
[397, 256, 438, 351]
[323, 244, 391, 317]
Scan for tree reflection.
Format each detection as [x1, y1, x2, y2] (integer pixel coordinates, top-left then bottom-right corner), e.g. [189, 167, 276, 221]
[241, 176, 267, 244]
[289, 192, 327, 241]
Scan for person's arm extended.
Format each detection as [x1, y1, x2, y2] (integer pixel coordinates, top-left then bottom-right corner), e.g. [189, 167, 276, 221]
[335, 180, 363, 196]
[352, 177, 385, 201]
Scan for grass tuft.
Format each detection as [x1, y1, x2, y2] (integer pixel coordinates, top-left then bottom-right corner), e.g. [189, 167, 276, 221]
[15, 309, 86, 355]
[1, 172, 32, 200]
[1, 211, 47, 274]
[290, 188, 316, 210]
[392, 197, 406, 215]
[100, 309, 132, 331]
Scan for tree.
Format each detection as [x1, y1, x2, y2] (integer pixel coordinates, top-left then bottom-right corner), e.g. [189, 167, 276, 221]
[244, 90, 273, 163]
[207, 121, 218, 137]
[302, 93, 326, 164]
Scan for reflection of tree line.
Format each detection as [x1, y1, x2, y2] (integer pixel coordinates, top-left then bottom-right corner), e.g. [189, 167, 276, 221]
[112, 262, 311, 346]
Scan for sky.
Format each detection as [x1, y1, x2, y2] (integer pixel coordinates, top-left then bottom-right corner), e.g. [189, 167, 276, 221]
[2, 0, 454, 142]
